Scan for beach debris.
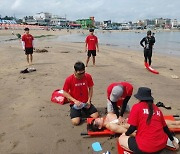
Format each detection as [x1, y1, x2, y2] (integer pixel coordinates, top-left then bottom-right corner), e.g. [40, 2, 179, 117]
[169, 68, 173, 71]
[156, 102, 171, 110]
[20, 68, 36, 74]
[92, 142, 102, 152]
[57, 138, 66, 143]
[171, 75, 179, 79]
[34, 49, 48, 53]
[16, 33, 21, 39]
[60, 51, 69, 53]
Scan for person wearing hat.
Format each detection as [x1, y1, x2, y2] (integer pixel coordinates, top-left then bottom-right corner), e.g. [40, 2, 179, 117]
[21, 27, 35, 65]
[119, 87, 179, 153]
[140, 30, 155, 66]
[85, 28, 99, 67]
[107, 82, 133, 120]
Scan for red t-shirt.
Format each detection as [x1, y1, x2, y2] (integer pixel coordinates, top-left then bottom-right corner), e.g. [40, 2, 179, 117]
[85, 35, 98, 50]
[63, 73, 94, 104]
[22, 34, 34, 48]
[107, 82, 133, 106]
[128, 102, 168, 153]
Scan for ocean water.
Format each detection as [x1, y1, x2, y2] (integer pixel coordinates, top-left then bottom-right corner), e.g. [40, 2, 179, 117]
[56, 31, 180, 56]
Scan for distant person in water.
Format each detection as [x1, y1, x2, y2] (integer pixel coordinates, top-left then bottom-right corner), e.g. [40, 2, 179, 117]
[21, 28, 35, 66]
[85, 29, 99, 67]
[140, 30, 155, 66]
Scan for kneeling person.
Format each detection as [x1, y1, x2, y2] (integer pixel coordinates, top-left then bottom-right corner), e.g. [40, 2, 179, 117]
[63, 61, 99, 125]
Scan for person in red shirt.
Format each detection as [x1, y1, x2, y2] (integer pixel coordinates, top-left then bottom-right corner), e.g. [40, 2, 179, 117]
[21, 27, 34, 65]
[85, 29, 99, 67]
[119, 87, 179, 153]
[63, 61, 99, 125]
[107, 82, 133, 120]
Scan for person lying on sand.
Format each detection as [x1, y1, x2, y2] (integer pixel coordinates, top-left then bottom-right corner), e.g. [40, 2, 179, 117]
[88, 112, 180, 134]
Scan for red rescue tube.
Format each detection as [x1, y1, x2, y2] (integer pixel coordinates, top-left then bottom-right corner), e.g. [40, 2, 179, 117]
[144, 62, 159, 74]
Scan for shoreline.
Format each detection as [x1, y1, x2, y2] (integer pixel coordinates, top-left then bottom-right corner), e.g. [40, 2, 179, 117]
[1, 29, 180, 57]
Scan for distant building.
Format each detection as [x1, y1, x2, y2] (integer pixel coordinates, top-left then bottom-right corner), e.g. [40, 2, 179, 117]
[120, 23, 131, 30]
[0, 19, 17, 24]
[34, 12, 51, 22]
[102, 20, 112, 29]
[50, 15, 67, 27]
[76, 17, 95, 29]
[94, 21, 101, 27]
[22, 16, 37, 25]
[143, 19, 155, 28]
[33, 12, 52, 25]
[164, 18, 171, 29]
[155, 18, 165, 27]
[171, 19, 178, 28]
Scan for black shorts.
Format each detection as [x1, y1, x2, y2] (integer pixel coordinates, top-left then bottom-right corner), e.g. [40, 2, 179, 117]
[128, 137, 144, 154]
[87, 50, 96, 57]
[25, 47, 33, 55]
[144, 49, 152, 58]
[70, 104, 97, 119]
[128, 136, 163, 154]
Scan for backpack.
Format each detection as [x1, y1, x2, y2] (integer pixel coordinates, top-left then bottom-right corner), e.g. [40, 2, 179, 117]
[51, 89, 67, 105]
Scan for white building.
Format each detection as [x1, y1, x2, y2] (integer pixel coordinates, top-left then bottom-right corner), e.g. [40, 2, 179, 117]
[171, 19, 178, 28]
[34, 12, 52, 22]
[50, 15, 66, 27]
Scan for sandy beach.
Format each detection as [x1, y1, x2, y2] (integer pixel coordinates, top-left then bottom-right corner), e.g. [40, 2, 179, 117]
[0, 29, 180, 154]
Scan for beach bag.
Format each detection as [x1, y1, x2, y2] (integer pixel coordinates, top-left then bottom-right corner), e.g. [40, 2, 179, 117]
[51, 89, 67, 105]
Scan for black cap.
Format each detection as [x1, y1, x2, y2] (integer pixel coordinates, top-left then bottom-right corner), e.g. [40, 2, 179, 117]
[24, 27, 29, 31]
[147, 30, 151, 35]
[89, 29, 94, 32]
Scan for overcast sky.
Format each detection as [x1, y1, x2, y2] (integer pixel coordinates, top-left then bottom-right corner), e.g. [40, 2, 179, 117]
[0, 0, 180, 22]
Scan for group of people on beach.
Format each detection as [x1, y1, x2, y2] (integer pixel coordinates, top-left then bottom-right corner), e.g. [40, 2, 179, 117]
[62, 60, 179, 153]
[61, 29, 179, 153]
[21, 27, 179, 153]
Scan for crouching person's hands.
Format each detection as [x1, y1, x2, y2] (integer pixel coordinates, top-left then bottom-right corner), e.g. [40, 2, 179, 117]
[172, 140, 179, 150]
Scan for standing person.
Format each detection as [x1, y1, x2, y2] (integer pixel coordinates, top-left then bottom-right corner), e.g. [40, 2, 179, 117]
[119, 87, 179, 153]
[21, 27, 35, 66]
[107, 82, 133, 120]
[62, 61, 99, 125]
[85, 29, 99, 67]
[140, 30, 155, 66]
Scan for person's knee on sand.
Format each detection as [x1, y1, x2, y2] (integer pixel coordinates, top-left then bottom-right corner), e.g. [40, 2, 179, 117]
[119, 135, 132, 152]
[90, 112, 99, 118]
[71, 117, 81, 125]
[71, 112, 98, 126]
